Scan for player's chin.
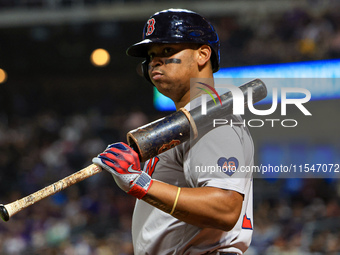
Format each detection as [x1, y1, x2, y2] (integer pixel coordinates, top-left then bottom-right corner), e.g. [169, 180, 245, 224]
[152, 80, 168, 91]
[154, 83, 175, 99]
[151, 75, 167, 86]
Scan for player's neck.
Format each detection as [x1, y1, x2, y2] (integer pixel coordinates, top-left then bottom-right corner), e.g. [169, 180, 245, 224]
[175, 72, 214, 111]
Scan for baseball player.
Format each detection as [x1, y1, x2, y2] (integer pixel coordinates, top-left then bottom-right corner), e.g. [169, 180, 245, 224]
[93, 9, 254, 255]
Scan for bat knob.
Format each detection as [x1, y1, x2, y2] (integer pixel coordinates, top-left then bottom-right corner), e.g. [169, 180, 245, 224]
[0, 204, 9, 222]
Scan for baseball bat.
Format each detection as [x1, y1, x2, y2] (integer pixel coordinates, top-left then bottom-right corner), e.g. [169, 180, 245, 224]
[0, 164, 102, 222]
[0, 79, 267, 222]
[127, 78, 267, 161]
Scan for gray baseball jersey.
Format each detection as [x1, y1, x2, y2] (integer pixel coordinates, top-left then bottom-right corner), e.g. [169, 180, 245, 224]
[132, 97, 254, 255]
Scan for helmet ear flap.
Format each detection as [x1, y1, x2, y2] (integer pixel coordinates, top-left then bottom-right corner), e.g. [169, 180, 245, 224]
[142, 60, 153, 85]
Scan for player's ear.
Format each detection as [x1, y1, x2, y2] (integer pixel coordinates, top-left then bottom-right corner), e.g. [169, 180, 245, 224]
[197, 45, 212, 69]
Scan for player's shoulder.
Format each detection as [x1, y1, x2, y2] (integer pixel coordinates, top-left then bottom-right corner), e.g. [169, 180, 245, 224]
[192, 115, 250, 145]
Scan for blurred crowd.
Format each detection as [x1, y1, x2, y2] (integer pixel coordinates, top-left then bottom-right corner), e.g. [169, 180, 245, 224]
[249, 179, 340, 255]
[0, 109, 149, 255]
[0, 5, 340, 255]
[216, 4, 340, 67]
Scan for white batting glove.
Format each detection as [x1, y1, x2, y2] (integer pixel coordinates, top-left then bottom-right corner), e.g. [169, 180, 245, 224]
[92, 142, 152, 199]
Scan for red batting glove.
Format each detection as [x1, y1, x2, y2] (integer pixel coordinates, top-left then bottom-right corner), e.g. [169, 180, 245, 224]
[92, 142, 153, 199]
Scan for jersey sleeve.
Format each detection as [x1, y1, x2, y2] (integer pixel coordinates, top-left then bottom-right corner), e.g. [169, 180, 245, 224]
[183, 124, 253, 195]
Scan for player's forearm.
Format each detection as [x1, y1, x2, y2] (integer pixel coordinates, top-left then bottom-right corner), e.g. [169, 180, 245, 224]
[142, 180, 243, 231]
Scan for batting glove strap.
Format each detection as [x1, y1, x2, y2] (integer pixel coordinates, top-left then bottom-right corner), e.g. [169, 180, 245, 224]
[127, 171, 153, 199]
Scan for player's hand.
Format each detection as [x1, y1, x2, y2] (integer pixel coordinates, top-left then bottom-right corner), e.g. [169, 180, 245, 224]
[92, 142, 152, 199]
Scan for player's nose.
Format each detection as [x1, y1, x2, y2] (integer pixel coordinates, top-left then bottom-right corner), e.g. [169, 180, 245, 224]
[149, 56, 164, 68]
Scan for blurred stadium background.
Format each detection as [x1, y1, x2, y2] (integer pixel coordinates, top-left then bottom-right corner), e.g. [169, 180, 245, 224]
[0, 0, 340, 254]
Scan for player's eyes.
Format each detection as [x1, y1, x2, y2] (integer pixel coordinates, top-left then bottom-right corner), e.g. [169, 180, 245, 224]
[148, 53, 155, 61]
[163, 48, 174, 56]
[148, 47, 175, 60]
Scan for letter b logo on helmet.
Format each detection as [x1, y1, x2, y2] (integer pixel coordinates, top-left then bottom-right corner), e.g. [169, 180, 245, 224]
[146, 18, 156, 36]
[126, 8, 220, 82]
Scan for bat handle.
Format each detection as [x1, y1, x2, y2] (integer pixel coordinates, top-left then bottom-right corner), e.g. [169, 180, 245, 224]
[0, 164, 102, 222]
[0, 204, 9, 221]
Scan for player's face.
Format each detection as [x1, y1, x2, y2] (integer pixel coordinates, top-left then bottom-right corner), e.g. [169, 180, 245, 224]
[147, 43, 200, 106]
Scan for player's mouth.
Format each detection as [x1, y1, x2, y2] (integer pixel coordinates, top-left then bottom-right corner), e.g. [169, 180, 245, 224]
[150, 70, 163, 81]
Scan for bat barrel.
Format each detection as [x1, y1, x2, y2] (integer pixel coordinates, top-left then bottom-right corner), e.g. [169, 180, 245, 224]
[127, 109, 193, 162]
[127, 79, 267, 162]
[190, 79, 267, 131]
[238, 78, 268, 104]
